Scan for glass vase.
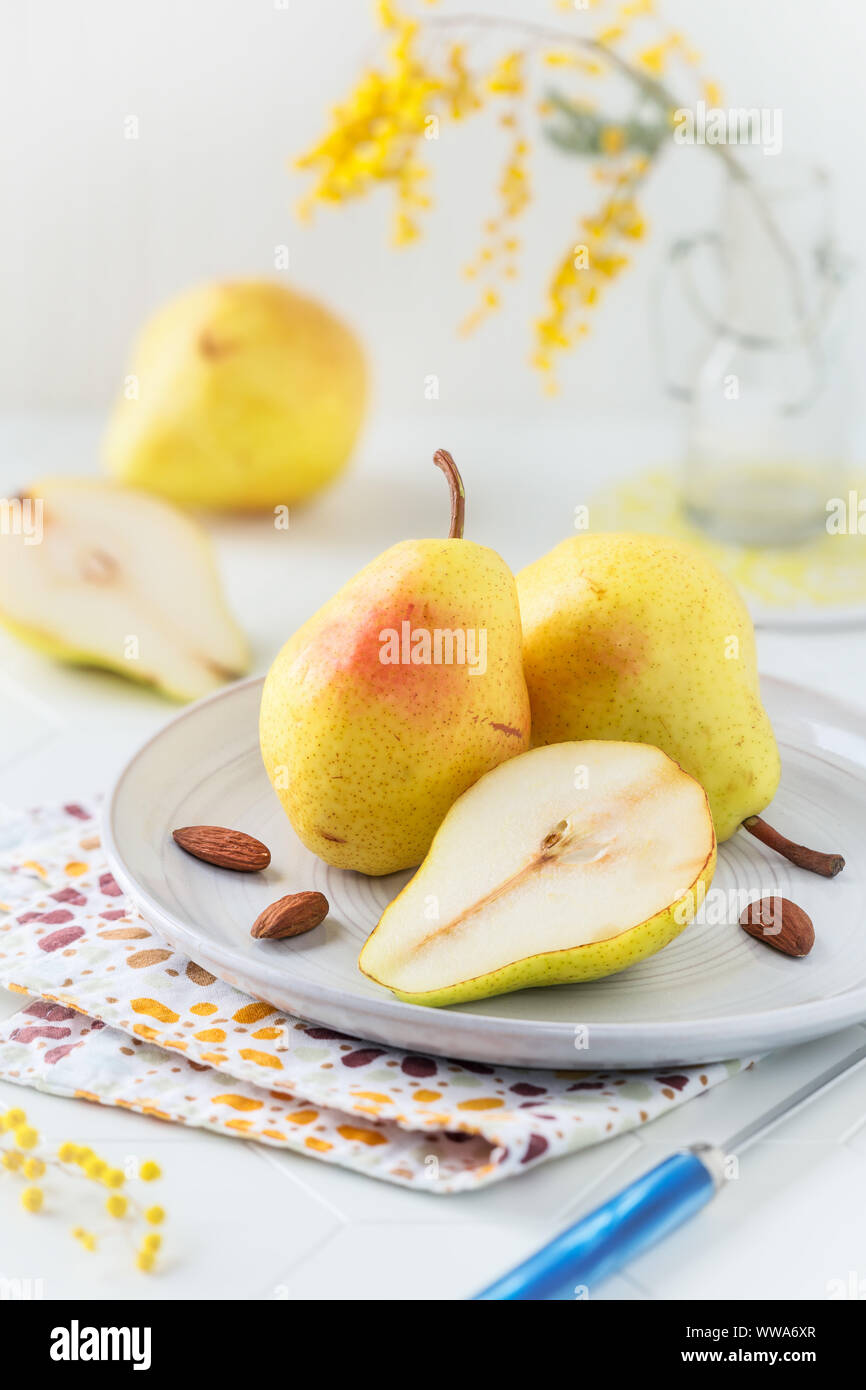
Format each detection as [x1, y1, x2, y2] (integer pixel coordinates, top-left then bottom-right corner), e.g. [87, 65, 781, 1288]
[660, 156, 851, 547]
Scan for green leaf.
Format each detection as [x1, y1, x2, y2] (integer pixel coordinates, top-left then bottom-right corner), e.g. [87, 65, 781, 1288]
[544, 89, 667, 159]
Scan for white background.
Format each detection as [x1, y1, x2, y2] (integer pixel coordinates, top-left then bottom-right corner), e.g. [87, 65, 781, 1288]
[2, 0, 865, 421]
[3, 2, 866, 1303]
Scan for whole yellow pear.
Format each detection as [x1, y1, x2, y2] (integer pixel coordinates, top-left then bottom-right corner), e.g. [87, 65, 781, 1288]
[260, 452, 531, 875]
[104, 281, 366, 509]
[517, 532, 781, 842]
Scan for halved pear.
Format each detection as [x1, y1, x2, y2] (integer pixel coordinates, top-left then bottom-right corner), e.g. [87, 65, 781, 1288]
[359, 741, 716, 1006]
[0, 478, 249, 700]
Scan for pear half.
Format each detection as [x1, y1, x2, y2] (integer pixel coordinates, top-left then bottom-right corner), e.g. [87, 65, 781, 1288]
[0, 478, 249, 700]
[359, 741, 716, 1006]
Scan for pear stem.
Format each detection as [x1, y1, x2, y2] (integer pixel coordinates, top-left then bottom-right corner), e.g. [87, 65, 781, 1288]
[433, 448, 466, 540]
[743, 816, 845, 878]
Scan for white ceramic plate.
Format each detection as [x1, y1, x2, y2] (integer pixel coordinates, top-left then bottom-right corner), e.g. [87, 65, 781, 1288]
[103, 676, 866, 1069]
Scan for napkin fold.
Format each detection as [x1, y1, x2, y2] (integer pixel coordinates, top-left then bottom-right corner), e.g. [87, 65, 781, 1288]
[0, 804, 748, 1192]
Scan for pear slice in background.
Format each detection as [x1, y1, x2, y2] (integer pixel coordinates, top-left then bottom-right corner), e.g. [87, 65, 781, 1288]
[0, 478, 248, 701]
[359, 741, 716, 1006]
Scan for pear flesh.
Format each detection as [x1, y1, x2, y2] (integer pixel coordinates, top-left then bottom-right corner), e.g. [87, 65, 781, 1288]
[359, 741, 717, 1005]
[0, 479, 248, 700]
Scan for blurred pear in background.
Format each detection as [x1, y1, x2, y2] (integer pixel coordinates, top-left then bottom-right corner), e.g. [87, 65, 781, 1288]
[104, 280, 367, 510]
[0, 479, 249, 700]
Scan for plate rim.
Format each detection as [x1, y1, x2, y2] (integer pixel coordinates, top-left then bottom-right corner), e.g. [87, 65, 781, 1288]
[102, 672, 866, 1062]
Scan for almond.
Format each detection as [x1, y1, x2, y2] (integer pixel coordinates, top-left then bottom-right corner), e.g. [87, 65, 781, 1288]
[172, 826, 271, 872]
[739, 896, 814, 958]
[251, 892, 329, 940]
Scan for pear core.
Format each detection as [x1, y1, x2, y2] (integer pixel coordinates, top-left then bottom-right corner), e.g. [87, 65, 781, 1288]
[360, 741, 716, 1004]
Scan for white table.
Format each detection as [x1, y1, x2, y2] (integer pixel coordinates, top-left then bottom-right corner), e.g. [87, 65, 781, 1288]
[2, 411, 865, 1301]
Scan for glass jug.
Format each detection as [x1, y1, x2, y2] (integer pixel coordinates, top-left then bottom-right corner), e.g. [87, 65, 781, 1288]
[659, 156, 851, 547]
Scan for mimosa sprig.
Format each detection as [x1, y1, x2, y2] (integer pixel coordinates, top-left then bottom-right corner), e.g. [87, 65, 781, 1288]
[1, 1105, 167, 1274]
[295, 0, 727, 390]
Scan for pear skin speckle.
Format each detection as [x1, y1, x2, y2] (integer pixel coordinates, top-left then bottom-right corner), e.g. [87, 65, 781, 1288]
[517, 534, 781, 840]
[260, 538, 531, 875]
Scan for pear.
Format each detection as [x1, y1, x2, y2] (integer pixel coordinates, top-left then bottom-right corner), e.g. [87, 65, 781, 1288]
[0, 479, 248, 700]
[359, 741, 717, 1005]
[260, 450, 531, 876]
[517, 533, 842, 875]
[104, 280, 366, 510]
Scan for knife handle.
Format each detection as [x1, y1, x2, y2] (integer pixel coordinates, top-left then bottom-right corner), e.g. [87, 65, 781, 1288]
[473, 1146, 723, 1301]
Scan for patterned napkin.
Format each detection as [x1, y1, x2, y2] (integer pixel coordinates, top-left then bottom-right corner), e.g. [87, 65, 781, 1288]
[0, 804, 748, 1193]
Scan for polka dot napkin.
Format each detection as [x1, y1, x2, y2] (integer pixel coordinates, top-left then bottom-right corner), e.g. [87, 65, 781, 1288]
[0, 805, 748, 1193]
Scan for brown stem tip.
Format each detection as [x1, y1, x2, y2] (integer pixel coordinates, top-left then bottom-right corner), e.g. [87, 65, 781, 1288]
[743, 816, 845, 879]
[433, 448, 466, 540]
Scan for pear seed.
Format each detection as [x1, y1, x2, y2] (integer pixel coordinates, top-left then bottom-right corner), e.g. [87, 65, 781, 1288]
[541, 819, 570, 852]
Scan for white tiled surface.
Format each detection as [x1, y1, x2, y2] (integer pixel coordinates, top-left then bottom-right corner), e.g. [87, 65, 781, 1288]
[2, 412, 866, 1300]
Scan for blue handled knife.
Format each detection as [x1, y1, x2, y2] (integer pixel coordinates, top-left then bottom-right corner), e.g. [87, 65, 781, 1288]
[473, 1041, 866, 1301]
